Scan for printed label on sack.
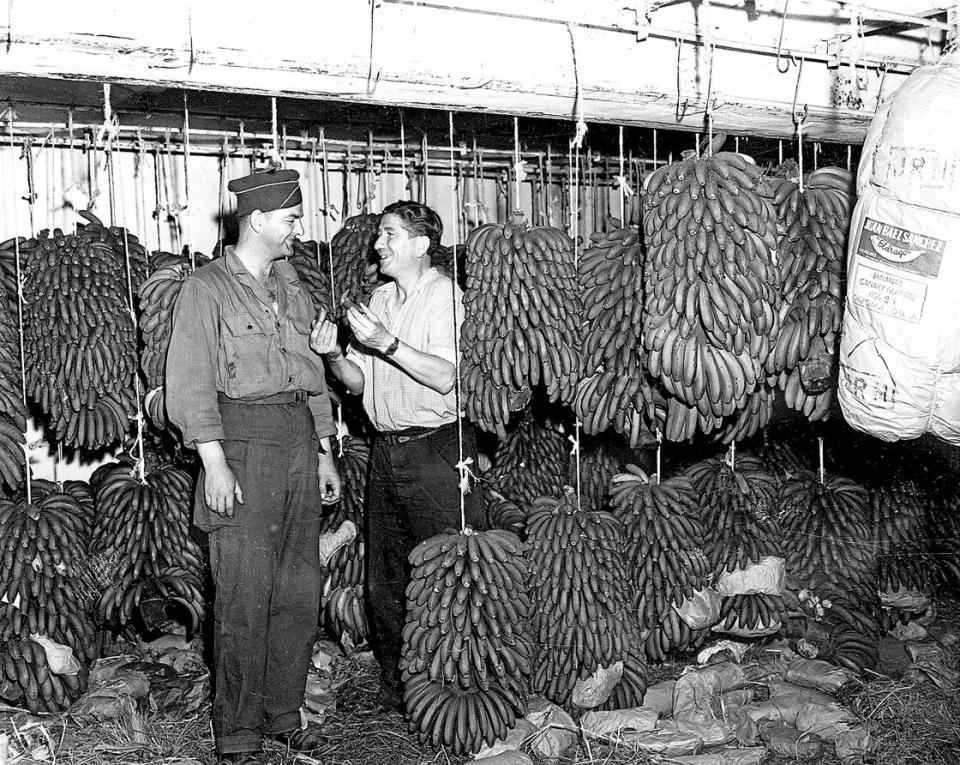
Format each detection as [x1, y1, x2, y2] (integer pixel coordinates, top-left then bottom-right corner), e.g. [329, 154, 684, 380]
[857, 218, 946, 277]
[839, 365, 896, 410]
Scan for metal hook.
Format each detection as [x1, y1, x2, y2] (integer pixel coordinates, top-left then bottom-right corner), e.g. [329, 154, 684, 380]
[791, 56, 807, 122]
[776, 0, 792, 74]
[675, 38, 689, 121]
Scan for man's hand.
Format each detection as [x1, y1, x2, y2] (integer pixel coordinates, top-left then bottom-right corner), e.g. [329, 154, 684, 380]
[204, 462, 243, 518]
[310, 306, 342, 357]
[318, 450, 341, 505]
[346, 304, 394, 353]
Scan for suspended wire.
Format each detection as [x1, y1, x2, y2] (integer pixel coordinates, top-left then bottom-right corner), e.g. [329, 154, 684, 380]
[102, 84, 146, 482]
[449, 111, 469, 531]
[7, 106, 32, 503]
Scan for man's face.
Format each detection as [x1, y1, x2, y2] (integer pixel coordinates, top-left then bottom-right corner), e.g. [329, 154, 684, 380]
[375, 213, 426, 279]
[259, 204, 304, 257]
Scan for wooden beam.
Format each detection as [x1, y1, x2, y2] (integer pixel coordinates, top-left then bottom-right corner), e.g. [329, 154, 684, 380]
[0, 0, 914, 142]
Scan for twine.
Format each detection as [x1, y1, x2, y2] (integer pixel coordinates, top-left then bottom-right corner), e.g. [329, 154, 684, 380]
[449, 112, 470, 531]
[6, 107, 32, 502]
[183, 92, 194, 270]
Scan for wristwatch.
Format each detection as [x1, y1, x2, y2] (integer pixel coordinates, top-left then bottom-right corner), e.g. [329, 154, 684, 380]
[383, 336, 400, 357]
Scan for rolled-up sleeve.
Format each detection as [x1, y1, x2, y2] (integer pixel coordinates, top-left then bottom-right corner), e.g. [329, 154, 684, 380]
[165, 278, 225, 448]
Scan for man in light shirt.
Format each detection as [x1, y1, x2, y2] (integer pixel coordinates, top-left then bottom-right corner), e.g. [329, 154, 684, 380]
[311, 200, 484, 713]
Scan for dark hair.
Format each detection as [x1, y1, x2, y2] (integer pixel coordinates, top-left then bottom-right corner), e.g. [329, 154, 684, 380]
[380, 200, 443, 252]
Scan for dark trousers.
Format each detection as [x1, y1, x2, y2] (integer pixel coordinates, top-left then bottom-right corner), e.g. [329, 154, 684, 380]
[365, 421, 485, 692]
[195, 401, 321, 756]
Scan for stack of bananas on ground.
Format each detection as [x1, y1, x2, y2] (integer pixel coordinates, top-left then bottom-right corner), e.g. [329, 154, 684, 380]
[609, 466, 711, 661]
[868, 471, 934, 629]
[526, 490, 643, 711]
[642, 151, 781, 442]
[138, 250, 208, 428]
[0, 273, 26, 493]
[18, 213, 148, 450]
[0, 482, 100, 666]
[686, 454, 787, 637]
[400, 528, 531, 755]
[486, 412, 570, 511]
[90, 462, 205, 632]
[0, 636, 89, 714]
[778, 470, 880, 672]
[461, 216, 582, 437]
[577, 442, 621, 512]
[766, 166, 854, 420]
[319, 435, 370, 647]
[575, 227, 653, 446]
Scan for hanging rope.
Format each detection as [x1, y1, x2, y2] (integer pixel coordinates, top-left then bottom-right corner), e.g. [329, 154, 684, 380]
[316, 128, 344, 456]
[152, 145, 163, 252]
[567, 24, 588, 150]
[270, 96, 279, 163]
[818, 436, 825, 484]
[99, 86, 146, 481]
[792, 57, 807, 191]
[512, 116, 524, 215]
[399, 110, 408, 200]
[420, 133, 428, 206]
[449, 111, 471, 530]
[703, 0, 716, 156]
[566, 114, 583, 510]
[655, 429, 662, 484]
[183, 91, 195, 269]
[6, 107, 32, 503]
[217, 137, 227, 249]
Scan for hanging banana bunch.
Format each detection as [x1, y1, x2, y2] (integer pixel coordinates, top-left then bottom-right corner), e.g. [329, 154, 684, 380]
[718, 386, 774, 444]
[328, 213, 383, 316]
[485, 412, 570, 511]
[526, 490, 641, 711]
[575, 227, 653, 445]
[778, 470, 880, 642]
[138, 252, 208, 429]
[461, 216, 582, 437]
[319, 435, 370, 647]
[869, 473, 934, 628]
[0, 636, 89, 714]
[766, 167, 853, 420]
[288, 240, 334, 314]
[90, 462, 205, 631]
[686, 454, 786, 637]
[642, 152, 781, 442]
[757, 430, 815, 480]
[485, 495, 527, 538]
[401, 528, 531, 755]
[148, 249, 211, 272]
[610, 467, 711, 661]
[928, 482, 960, 593]
[0, 483, 100, 665]
[577, 441, 622, 513]
[0, 285, 27, 493]
[18, 213, 148, 450]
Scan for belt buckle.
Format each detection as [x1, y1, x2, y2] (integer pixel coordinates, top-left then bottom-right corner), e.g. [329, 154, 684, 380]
[397, 435, 411, 444]
[295, 390, 307, 403]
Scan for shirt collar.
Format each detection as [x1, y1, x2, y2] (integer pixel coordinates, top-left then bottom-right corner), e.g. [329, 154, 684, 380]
[224, 245, 301, 295]
[387, 267, 439, 299]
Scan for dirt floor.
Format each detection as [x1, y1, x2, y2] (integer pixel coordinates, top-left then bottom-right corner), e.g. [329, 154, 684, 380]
[1, 600, 959, 765]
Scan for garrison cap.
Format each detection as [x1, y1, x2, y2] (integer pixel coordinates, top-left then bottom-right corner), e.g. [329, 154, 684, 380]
[227, 168, 303, 216]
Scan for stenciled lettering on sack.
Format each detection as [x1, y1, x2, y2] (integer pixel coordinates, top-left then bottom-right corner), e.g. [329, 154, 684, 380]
[857, 217, 946, 278]
[875, 146, 960, 192]
[840, 366, 896, 410]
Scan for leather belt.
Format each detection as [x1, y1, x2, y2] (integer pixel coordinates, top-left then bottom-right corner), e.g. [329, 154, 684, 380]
[218, 390, 308, 405]
[378, 421, 456, 445]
